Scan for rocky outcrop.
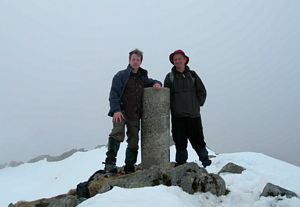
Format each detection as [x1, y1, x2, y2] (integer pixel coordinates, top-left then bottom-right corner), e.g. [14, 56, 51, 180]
[260, 183, 298, 198]
[9, 191, 79, 207]
[0, 162, 7, 169]
[27, 155, 51, 163]
[47, 148, 86, 162]
[28, 148, 86, 163]
[218, 162, 246, 174]
[1, 148, 87, 170]
[0, 161, 24, 169]
[94, 144, 105, 149]
[9, 162, 226, 207]
[88, 162, 226, 196]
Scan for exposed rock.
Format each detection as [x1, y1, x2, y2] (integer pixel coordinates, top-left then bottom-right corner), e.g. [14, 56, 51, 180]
[27, 155, 51, 163]
[10, 162, 226, 207]
[94, 144, 105, 149]
[2, 148, 87, 170]
[8, 161, 24, 167]
[0, 162, 8, 169]
[218, 162, 246, 174]
[88, 162, 226, 196]
[9, 192, 79, 207]
[260, 182, 298, 198]
[46, 148, 85, 162]
[27, 148, 85, 163]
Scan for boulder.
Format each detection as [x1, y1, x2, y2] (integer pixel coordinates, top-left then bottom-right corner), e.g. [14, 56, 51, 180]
[260, 182, 298, 198]
[218, 162, 246, 174]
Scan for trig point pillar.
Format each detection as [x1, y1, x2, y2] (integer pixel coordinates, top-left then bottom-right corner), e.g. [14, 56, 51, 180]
[141, 88, 170, 169]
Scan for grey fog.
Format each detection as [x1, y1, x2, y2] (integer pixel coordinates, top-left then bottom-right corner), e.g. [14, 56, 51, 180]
[0, 0, 299, 166]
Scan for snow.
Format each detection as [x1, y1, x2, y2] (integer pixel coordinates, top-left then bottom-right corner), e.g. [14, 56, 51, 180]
[1, 144, 299, 207]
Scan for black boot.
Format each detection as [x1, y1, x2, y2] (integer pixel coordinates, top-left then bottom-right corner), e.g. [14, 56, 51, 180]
[124, 148, 138, 174]
[104, 158, 117, 173]
[104, 138, 120, 173]
[175, 149, 188, 167]
[195, 148, 211, 168]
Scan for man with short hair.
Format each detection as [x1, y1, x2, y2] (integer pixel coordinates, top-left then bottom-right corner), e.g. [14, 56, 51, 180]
[104, 49, 161, 174]
[164, 49, 211, 168]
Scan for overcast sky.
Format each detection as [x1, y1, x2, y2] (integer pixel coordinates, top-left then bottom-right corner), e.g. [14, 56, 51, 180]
[0, 0, 299, 166]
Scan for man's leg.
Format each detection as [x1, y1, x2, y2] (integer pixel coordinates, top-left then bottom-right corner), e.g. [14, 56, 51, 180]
[188, 116, 211, 168]
[124, 119, 140, 173]
[172, 117, 188, 166]
[104, 120, 125, 173]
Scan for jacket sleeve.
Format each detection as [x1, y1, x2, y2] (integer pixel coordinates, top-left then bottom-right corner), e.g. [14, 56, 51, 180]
[193, 71, 207, 106]
[143, 74, 162, 87]
[108, 74, 122, 116]
[164, 73, 171, 88]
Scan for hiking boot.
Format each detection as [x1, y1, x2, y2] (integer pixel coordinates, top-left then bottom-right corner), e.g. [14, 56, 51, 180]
[104, 163, 118, 174]
[124, 164, 135, 174]
[201, 159, 212, 168]
[103, 156, 117, 173]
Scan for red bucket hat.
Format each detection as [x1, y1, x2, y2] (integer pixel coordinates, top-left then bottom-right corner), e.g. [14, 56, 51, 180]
[169, 49, 189, 65]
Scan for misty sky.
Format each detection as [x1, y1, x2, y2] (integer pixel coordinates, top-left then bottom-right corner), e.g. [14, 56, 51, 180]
[0, 0, 299, 166]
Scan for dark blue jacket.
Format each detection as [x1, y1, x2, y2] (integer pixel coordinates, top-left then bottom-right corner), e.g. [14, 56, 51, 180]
[108, 65, 162, 117]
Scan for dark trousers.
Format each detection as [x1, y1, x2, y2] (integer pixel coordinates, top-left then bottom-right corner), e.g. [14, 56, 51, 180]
[171, 116, 207, 164]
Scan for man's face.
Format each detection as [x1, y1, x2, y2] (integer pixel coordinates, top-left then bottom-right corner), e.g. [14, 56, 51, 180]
[173, 54, 187, 70]
[129, 54, 142, 70]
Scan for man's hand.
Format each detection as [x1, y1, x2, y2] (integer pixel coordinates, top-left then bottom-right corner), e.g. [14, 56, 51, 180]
[113, 112, 124, 123]
[153, 83, 161, 90]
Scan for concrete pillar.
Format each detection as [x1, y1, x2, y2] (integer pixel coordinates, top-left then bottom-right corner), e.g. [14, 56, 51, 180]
[141, 88, 170, 169]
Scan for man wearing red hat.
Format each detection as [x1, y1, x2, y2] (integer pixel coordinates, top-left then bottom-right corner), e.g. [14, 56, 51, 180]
[164, 49, 211, 168]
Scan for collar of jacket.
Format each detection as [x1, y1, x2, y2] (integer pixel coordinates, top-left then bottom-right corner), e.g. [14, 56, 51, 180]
[171, 65, 191, 74]
[126, 64, 148, 76]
